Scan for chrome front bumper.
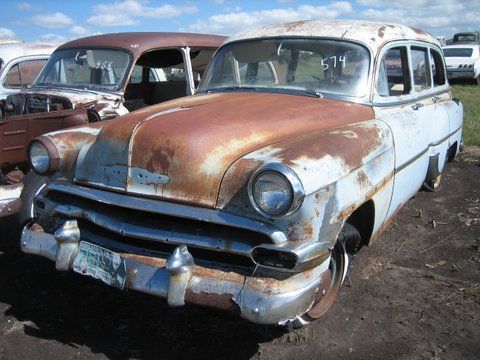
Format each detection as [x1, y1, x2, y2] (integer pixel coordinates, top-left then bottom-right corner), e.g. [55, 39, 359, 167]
[21, 220, 330, 325]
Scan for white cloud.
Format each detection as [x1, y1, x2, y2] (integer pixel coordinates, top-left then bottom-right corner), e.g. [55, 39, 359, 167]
[32, 12, 73, 28]
[17, 2, 43, 11]
[358, 0, 480, 36]
[87, 14, 137, 27]
[187, 1, 354, 35]
[0, 28, 17, 38]
[70, 25, 98, 38]
[87, 0, 198, 27]
[37, 33, 67, 44]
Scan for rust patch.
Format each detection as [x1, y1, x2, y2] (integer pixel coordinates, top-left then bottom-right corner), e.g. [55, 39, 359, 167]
[356, 170, 371, 188]
[185, 290, 240, 314]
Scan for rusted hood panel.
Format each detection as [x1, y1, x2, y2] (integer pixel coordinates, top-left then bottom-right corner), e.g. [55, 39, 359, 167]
[74, 93, 374, 207]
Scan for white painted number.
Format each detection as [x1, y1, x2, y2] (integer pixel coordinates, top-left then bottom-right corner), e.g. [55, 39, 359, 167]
[321, 55, 347, 70]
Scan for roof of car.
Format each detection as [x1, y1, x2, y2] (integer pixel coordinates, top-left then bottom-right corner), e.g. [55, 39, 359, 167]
[225, 20, 440, 52]
[58, 32, 227, 58]
[0, 42, 57, 65]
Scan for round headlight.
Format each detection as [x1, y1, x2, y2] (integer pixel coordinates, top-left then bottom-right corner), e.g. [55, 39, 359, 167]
[248, 164, 305, 218]
[29, 141, 51, 174]
[252, 172, 293, 216]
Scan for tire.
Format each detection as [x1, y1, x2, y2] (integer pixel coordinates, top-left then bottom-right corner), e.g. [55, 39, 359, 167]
[290, 224, 361, 328]
[19, 171, 49, 225]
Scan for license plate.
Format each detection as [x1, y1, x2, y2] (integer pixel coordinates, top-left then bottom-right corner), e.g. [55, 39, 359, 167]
[73, 242, 126, 290]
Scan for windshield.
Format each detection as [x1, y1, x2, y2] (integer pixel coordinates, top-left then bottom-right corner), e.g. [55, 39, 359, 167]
[35, 48, 131, 91]
[443, 48, 474, 58]
[199, 39, 370, 98]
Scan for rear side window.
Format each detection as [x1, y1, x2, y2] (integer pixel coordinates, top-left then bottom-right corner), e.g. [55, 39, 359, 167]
[429, 49, 446, 86]
[378, 47, 411, 97]
[411, 47, 431, 92]
[3, 64, 21, 88]
[19, 59, 47, 86]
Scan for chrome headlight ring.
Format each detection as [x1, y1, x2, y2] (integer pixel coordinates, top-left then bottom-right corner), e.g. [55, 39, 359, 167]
[247, 163, 304, 219]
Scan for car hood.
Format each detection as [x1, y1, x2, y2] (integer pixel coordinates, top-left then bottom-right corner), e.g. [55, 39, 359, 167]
[74, 92, 374, 207]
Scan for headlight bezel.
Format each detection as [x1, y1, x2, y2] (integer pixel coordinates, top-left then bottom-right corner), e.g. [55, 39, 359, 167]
[248, 163, 304, 219]
[27, 137, 60, 175]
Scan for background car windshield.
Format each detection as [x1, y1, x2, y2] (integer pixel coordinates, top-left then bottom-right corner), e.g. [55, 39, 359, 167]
[443, 48, 474, 57]
[35, 48, 130, 91]
[199, 39, 370, 97]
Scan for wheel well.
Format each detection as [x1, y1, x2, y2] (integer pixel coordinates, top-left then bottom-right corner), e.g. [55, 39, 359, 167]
[346, 200, 375, 247]
[446, 141, 458, 163]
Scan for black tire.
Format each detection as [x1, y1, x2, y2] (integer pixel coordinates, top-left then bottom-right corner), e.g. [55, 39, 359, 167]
[19, 171, 49, 225]
[290, 223, 361, 328]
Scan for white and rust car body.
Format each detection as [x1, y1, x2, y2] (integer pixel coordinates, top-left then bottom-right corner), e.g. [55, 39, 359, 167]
[20, 20, 463, 326]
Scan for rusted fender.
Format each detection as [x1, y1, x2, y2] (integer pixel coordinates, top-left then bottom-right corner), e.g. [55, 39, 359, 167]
[218, 120, 395, 245]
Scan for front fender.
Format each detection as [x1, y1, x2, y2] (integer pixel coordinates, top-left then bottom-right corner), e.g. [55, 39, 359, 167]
[217, 120, 395, 246]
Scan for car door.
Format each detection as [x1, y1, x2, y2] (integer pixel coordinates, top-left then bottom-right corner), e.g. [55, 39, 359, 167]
[0, 108, 88, 166]
[373, 43, 449, 220]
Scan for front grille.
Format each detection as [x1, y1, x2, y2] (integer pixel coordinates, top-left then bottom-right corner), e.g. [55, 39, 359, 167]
[42, 189, 269, 269]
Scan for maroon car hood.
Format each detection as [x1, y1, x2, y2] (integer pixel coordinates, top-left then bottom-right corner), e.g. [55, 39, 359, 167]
[74, 92, 374, 207]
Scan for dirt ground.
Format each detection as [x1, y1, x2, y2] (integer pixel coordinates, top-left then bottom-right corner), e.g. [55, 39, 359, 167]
[0, 149, 479, 360]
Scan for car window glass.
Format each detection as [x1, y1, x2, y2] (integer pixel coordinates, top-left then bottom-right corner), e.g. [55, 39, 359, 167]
[238, 62, 275, 83]
[157, 66, 187, 82]
[19, 59, 48, 86]
[3, 64, 21, 88]
[200, 39, 370, 97]
[377, 47, 411, 97]
[129, 65, 143, 84]
[411, 47, 431, 92]
[429, 49, 446, 86]
[443, 48, 473, 57]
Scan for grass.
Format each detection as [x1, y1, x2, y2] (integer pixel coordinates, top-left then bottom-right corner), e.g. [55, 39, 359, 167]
[451, 84, 480, 146]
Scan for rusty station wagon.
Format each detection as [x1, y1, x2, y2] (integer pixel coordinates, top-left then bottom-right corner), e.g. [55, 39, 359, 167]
[0, 32, 225, 220]
[20, 20, 463, 327]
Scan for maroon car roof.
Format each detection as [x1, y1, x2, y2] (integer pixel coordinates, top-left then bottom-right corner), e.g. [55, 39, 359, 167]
[57, 32, 227, 57]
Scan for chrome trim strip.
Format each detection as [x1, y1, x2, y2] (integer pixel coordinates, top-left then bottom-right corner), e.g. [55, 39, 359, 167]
[372, 88, 451, 108]
[394, 126, 462, 173]
[46, 181, 288, 244]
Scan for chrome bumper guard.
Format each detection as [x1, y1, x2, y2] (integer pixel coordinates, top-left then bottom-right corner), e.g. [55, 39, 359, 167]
[21, 220, 329, 325]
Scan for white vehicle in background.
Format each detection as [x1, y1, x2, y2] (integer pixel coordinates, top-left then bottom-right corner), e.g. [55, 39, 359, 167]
[0, 42, 57, 100]
[442, 44, 480, 84]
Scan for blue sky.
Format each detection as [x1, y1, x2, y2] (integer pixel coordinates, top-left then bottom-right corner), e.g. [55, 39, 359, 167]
[1, 0, 479, 44]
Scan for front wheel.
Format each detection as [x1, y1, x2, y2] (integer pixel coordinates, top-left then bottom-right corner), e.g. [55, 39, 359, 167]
[292, 223, 361, 328]
[19, 171, 49, 225]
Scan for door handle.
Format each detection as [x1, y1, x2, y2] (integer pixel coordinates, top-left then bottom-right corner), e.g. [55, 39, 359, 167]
[411, 103, 424, 111]
[432, 96, 441, 103]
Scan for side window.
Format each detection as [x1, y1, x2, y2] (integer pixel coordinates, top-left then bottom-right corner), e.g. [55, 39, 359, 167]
[129, 65, 143, 84]
[18, 59, 47, 86]
[429, 49, 446, 86]
[378, 47, 411, 97]
[411, 47, 431, 92]
[3, 64, 21, 88]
